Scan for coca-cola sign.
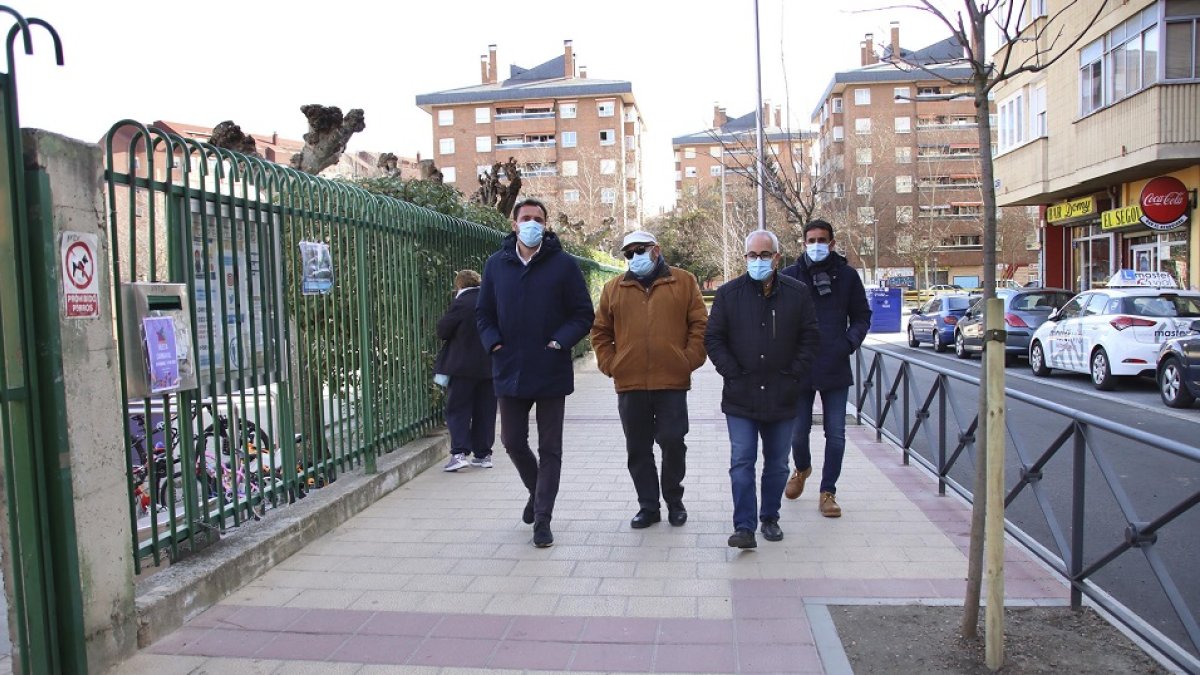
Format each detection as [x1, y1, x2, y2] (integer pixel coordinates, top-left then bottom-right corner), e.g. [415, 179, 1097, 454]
[1139, 176, 1190, 231]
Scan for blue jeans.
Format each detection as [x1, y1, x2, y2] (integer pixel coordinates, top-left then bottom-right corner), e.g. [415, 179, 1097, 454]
[727, 415, 793, 532]
[791, 386, 849, 494]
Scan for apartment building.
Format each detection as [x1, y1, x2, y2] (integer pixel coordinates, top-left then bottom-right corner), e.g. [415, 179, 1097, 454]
[415, 40, 644, 231]
[992, 0, 1200, 291]
[671, 103, 815, 205]
[812, 24, 1036, 289]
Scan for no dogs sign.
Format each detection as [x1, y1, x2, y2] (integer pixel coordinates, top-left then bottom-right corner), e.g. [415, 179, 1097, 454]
[61, 232, 100, 319]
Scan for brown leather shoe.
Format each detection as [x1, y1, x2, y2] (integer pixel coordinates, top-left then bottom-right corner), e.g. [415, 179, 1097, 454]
[784, 466, 812, 500]
[819, 491, 842, 518]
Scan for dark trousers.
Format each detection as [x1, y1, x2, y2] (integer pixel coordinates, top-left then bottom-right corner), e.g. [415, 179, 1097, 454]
[791, 386, 849, 494]
[617, 390, 689, 511]
[498, 396, 565, 524]
[445, 376, 497, 458]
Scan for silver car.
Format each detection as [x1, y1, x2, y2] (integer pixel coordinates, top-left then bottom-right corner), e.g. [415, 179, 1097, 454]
[954, 288, 1075, 364]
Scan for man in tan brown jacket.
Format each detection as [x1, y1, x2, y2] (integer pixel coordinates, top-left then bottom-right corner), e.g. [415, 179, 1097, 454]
[591, 231, 708, 529]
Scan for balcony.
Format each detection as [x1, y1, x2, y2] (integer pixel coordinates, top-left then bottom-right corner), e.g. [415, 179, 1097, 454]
[495, 112, 556, 121]
[995, 82, 1200, 206]
[495, 140, 556, 151]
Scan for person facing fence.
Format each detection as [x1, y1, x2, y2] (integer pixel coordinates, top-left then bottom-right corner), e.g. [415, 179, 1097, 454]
[435, 269, 497, 473]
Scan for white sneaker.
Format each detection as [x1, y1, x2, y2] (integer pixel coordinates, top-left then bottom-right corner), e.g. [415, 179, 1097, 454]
[443, 454, 470, 472]
[470, 456, 494, 468]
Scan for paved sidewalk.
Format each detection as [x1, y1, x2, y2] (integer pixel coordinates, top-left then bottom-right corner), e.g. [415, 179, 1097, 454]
[117, 358, 1067, 674]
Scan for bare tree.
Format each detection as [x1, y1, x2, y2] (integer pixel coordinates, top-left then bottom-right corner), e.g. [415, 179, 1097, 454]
[209, 120, 260, 158]
[290, 104, 366, 175]
[877, 0, 1108, 661]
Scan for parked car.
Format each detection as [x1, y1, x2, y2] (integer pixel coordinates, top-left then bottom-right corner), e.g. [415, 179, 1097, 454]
[954, 288, 1075, 364]
[1156, 328, 1200, 408]
[1028, 271, 1200, 390]
[907, 294, 978, 352]
[910, 284, 965, 304]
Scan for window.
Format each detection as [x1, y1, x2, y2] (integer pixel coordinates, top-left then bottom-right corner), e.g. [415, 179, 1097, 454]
[563, 189, 580, 203]
[562, 131, 577, 148]
[710, 146, 722, 157]
[684, 166, 697, 177]
[894, 86, 910, 101]
[833, 182, 845, 198]
[897, 205, 913, 223]
[832, 97, 844, 112]
[710, 165, 723, 176]
[855, 118, 872, 134]
[1167, 1, 1200, 79]
[856, 177, 873, 195]
[859, 237, 875, 255]
[684, 147, 696, 159]
[918, 86, 942, 97]
[560, 102, 577, 119]
[998, 91, 1025, 151]
[600, 188, 616, 204]
[854, 88, 871, 105]
[561, 160, 578, 177]
[474, 107, 490, 124]
[477, 164, 491, 177]
[896, 146, 912, 163]
[475, 136, 491, 152]
[896, 175, 913, 193]
[600, 129, 616, 145]
[624, 109, 638, 122]
[858, 206, 875, 224]
[442, 167, 456, 183]
[439, 138, 454, 155]
[1080, 6, 1162, 114]
[602, 159, 618, 175]
[894, 116, 911, 133]
[625, 135, 636, 150]
[856, 147, 872, 164]
[1032, 85, 1047, 137]
[438, 110, 453, 126]
[832, 126, 845, 141]
[627, 190, 638, 204]
[1080, 38, 1104, 114]
[598, 100, 615, 117]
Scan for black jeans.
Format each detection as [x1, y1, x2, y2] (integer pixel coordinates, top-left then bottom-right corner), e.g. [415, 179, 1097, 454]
[445, 376, 497, 458]
[498, 396, 565, 524]
[617, 390, 688, 511]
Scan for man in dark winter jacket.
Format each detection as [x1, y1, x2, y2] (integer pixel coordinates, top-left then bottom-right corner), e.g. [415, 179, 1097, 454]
[476, 198, 595, 548]
[435, 269, 496, 472]
[705, 230, 820, 549]
[780, 219, 872, 518]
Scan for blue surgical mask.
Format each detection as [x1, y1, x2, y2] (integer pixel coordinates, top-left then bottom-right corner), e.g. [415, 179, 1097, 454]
[628, 251, 655, 277]
[517, 221, 544, 247]
[806, 243, 830, 263]
[747, 258, 774, 281]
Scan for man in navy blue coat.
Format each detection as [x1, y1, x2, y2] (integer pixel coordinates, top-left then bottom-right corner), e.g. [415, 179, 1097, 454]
[780, 219, 872, 518]
[476, 198, 595, 548]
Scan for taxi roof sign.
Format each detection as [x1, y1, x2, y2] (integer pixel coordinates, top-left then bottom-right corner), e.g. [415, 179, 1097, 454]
[1107, 269, 1179, 288]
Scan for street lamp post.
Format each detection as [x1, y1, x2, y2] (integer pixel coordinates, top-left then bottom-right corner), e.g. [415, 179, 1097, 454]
[873, 218, 879, 287]
[753, 0, 766, 231]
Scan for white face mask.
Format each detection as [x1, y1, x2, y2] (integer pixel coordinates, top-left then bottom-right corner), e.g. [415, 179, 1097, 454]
[806, 242, 830, 263]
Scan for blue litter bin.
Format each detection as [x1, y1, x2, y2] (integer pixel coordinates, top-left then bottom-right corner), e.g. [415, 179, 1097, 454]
[867, 287, 903, 333]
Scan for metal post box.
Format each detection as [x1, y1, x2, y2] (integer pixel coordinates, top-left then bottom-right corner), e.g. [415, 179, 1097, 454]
[121, 282, 198, 400]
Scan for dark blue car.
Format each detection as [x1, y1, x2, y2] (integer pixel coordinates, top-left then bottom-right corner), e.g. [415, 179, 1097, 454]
[907, 294, 978, 353]
[1156, 323, 1200, 408]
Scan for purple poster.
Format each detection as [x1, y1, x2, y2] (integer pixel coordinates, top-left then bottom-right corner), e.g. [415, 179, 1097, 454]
[144, 316, 181, 394]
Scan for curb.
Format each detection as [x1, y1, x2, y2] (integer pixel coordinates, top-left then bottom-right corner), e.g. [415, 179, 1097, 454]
[131, 431, 449, 648]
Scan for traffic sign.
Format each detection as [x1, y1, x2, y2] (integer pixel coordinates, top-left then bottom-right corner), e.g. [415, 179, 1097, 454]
[61, 232, 100, 319]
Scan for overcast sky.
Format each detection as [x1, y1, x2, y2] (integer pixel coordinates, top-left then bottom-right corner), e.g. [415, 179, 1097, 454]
[17, 0, 954, 215]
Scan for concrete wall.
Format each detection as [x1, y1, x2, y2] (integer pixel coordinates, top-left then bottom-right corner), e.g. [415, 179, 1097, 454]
[23, 130, 138, 672]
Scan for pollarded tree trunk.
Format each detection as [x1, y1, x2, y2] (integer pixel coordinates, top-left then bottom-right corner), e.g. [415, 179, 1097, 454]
[290, 104, 365, 175]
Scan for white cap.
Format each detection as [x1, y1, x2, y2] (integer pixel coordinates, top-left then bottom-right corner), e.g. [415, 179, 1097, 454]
[621, 230, 657, 249]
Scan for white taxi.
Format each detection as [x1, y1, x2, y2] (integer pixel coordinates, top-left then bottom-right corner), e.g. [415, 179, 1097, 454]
[1028, 270, 1200, 390]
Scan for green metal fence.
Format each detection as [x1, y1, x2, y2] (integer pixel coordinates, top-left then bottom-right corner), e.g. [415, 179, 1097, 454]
[104, 123, 618, 573]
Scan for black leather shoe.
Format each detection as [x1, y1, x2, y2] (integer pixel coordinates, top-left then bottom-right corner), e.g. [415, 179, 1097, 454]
[533, 521, 554, 548]
[522, 495, 535, 525]
[727, 529, 757, 549]
[668, 507, 687, 526]
[760, 519, 783, 542]
[630, 509, 661, 529]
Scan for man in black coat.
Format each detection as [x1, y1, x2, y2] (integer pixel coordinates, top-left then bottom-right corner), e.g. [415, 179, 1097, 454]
[435, 269, 496, 472]
[476, 198, 595, 548]
[780, 219, 872, 518]
[705, 230, 820, 549]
